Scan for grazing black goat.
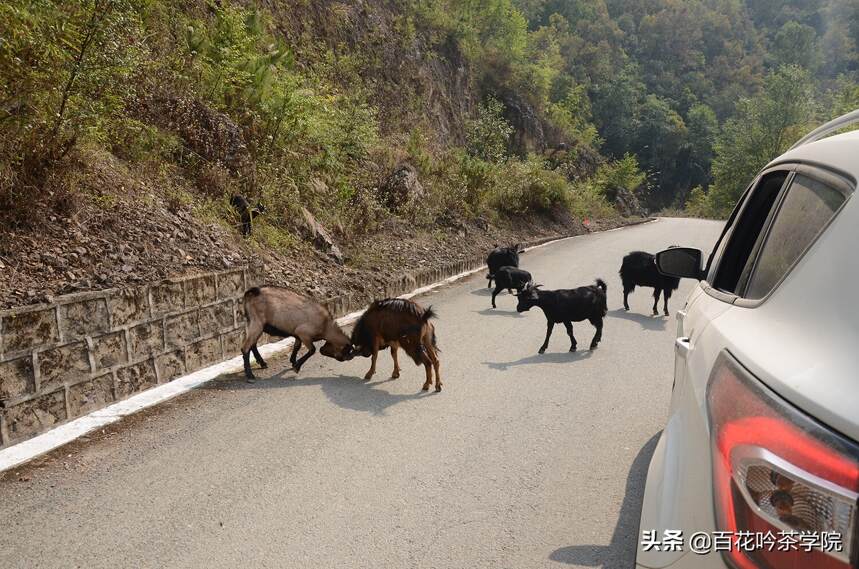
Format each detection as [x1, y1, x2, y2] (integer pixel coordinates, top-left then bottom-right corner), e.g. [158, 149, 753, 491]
[619, 251, 680, 316]
[515, 279, 607, 353]
[491, 266, 532, 308]
[486, 244, 524, 288]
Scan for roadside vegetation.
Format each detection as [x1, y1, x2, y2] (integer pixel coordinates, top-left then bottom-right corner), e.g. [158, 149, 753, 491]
[1, 0, 857, 251]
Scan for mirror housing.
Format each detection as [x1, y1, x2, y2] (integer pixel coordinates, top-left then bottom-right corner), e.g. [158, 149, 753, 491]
[655, 247, 704, 280]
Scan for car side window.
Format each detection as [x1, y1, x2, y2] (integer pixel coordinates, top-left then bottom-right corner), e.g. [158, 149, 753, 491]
[742, 174, 846, 300]
[710, 170, 791, 295]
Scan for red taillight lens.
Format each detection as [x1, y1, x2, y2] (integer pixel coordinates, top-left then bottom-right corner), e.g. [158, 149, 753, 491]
[707, 352, 859, 569]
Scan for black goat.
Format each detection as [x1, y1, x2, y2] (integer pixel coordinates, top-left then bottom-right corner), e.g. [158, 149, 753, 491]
[486, 244, 524, 288]
[230, 195, 266, 236]
[619, 251, 680, 316]
[491, 266, 532, 308]
[515, 279, 607, 353]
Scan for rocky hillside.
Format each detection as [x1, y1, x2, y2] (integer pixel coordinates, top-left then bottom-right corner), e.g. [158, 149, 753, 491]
[0, 1, 646, 309]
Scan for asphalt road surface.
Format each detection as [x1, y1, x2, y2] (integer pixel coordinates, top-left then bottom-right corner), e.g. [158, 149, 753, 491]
[0, 218, 723, 569]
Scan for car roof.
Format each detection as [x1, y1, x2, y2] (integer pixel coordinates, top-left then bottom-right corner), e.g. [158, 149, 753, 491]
[768, 129, 859, 181]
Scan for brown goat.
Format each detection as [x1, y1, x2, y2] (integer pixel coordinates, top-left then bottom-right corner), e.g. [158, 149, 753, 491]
[350, 298, 442, 391]
[241, 286, 353, 380]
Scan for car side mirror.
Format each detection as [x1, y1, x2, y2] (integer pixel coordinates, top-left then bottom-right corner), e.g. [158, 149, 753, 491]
[655, 247, 704, 280]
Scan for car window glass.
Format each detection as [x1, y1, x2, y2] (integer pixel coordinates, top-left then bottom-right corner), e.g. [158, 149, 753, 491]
[704, 182, 750, 278]
[744, 174, 845, 299]
[712, 170, 790, 294]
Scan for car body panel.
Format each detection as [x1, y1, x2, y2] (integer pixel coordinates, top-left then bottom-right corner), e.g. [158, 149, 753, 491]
[636, 128, 859, 569]
[716, 195, 859, 442]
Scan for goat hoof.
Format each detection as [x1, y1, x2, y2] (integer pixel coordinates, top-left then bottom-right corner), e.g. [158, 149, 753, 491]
[246, 377, 256, 384]
[391, 372, 400, 379]
[590, 344, 598, 350]
[624, 307, 629, 311]
[664, 311, 670, 317]
[259, 362, 268, 369]
[435, 385, 442, 392]
[538, 348, 546, 354]
[363, 373, 374, 381]
[422, 384, 430, 391]
[570, 347, 577, 352]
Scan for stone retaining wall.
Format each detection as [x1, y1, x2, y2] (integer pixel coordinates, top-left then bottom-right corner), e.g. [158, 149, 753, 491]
[0, 265, 265, 448]
[0, 233, 567, 448]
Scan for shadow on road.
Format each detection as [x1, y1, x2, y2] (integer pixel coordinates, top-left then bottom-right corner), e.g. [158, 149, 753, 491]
[484, 349, 593, 371]
[470, 287, 493, 296]
[606, 309, 668, 331]
[548, 432, 661, 568]
[474, 307, 524, 318]
[201, 371, 436, 416]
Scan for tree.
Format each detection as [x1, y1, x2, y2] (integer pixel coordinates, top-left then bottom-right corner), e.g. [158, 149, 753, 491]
[465, 97, 514, 163]
[0, 0, 146, 173]
[684, 103, 718, 190]
[770, 21, 820, 71]
[591, 62, 645, 157]
[707, 65, 814, 216]
[630, 94, 687, 207]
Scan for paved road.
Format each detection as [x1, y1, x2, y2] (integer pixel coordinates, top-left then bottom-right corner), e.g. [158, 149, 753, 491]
[0, 218, 722, 569]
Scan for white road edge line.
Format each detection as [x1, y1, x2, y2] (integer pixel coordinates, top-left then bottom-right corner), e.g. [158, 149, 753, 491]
[0, 219, 657, 474]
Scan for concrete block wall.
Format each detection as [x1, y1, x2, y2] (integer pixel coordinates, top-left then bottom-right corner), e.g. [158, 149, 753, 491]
[0, 233, 563, 448]
[0, 266, 265, 448]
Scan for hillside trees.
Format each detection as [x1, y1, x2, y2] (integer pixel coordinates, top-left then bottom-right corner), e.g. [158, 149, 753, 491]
[705, 66, 815, 216]
[1, 0, 146, 177]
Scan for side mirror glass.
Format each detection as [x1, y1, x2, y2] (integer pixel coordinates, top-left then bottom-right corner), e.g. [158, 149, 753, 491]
[656, 247, 704, 280]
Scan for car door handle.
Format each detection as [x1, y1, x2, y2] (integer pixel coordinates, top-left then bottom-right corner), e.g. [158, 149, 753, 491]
[675, 336, 692, 357]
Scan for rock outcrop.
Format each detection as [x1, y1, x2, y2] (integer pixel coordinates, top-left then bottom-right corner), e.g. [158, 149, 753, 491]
[379, 163, 425, 211]
[300, 207, 345, 264]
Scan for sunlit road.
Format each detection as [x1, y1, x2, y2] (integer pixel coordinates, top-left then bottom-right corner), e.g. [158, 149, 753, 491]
[0, 218, 723, 569]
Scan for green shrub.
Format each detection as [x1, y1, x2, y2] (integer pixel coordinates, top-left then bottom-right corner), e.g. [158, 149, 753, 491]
[684, 185, 712, 218]
[594, 154, 646, 196]
[465, 97, 513, 164]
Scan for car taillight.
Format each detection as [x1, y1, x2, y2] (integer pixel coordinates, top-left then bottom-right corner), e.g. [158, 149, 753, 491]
[707, 352, 859, 569]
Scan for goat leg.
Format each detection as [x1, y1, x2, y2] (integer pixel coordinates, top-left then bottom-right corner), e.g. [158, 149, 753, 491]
[364, 338, 380, 380]
[421, 358, 433, 391]
[251, 345, 268, 369]
[431, 352, 442, 392]
[539, 321, 555, 354]
[663, 291, 670, 316]
[241, 322, 264, 381]
[652, 289, 661, 316]
[563, 321, 577, 352]
[623, 288, 631, 311]
[289, 339, 302, 368]
[491, 285, 503, 308]
[242, 351, 255, 381]
[589, 317, 603, 349]
[390, 341, 401, 379]
[293, 338, 315, 373]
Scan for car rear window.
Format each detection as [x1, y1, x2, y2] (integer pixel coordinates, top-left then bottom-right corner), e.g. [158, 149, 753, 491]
[743, 174, 846, 300]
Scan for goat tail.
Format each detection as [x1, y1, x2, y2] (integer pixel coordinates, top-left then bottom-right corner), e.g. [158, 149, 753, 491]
[595, 278, 608, 316]
[242, 287, 262, 321]
[421, 305, 437, 323]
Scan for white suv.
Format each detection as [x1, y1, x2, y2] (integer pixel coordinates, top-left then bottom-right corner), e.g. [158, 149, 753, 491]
[636, 111, 859, 569]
